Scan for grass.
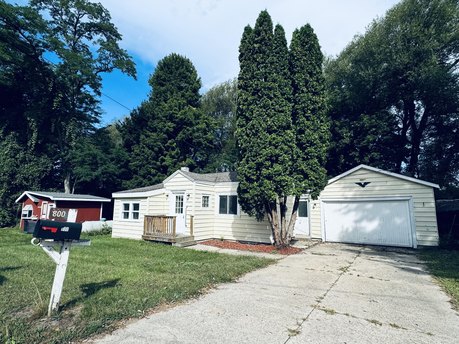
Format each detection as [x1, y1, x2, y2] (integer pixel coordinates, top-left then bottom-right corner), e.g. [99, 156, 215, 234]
[366, 319, 383, 326]
[0, 228, 273, 344]
[419, 248, 459, 309]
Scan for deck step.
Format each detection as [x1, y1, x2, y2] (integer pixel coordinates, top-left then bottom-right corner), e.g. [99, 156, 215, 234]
[143, 234, 195, 246]
[173, 239, 197, 247]
[174, 235, 194, 243]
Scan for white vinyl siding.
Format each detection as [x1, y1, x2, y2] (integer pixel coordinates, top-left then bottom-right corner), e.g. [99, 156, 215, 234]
[192, 184, 215, 241]
[213, 183, 271, 243]
[310, 168, 439, 246]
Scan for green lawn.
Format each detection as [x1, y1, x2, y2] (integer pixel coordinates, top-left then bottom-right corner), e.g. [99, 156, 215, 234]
[0, 228, 273, 344]
[419, 248, 459, 309]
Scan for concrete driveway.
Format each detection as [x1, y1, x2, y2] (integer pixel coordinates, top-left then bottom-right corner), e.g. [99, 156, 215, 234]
[95, 243, 458, 344]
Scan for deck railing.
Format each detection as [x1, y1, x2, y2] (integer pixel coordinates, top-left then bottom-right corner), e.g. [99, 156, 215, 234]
[144, 215, 176, 237]
[143, 215, 194, 240]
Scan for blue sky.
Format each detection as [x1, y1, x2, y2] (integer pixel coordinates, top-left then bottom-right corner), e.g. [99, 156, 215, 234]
[10, 0, 401, 125]
[99, 58, 153, 126]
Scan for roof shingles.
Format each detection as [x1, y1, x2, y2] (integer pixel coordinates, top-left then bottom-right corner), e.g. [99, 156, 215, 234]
[116, 183, 164, 194]
[115, 171, 238, 194]
[19, 191, 110, 202]
[182, 171, 237, 183]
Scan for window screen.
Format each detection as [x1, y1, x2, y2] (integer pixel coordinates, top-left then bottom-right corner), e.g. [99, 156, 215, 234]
[122, 203, 130, 219]
[219, 195, 227, 214]
[219, 195, 238, 215]
[132, 203, 140, 219]
[175, 195, 184, 214]
[298, 200, 308, 217]
[228, 195, 238, 215]
[202, 195, 210, 208]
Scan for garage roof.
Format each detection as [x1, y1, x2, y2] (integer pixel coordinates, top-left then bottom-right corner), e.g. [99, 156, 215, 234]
[328, 165, 439, 189]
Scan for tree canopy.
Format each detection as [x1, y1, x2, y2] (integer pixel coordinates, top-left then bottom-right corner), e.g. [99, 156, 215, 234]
[325, 0, 459, 188]
[122, 53, 215, 188]
[200, 79, 238, 172]
[0, 0, 135, 225]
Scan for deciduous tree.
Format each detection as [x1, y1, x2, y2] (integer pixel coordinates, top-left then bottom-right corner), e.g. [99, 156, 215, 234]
[30, 0, 136, 193]
[325, 0, 459, 185]
[201, 79, 238, 172]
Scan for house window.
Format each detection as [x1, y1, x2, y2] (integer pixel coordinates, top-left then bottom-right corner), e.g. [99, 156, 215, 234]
[21, 205, 33, 218]
[175, 195, 184, 214]
[122, 202, 140, 220]
[219, 195, 238, 215]
[202, 195, 210, 208]
[122, 203, 130, 219]
[132, 203, 140, 219]
[298, 200, 308, 217]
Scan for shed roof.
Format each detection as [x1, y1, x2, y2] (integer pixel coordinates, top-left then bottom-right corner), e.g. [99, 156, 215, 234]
[328, 164, 439, 189]
[15, 191, 111, 203]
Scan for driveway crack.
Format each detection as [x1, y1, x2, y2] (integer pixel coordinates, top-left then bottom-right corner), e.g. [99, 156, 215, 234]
[284, 249, 362, 343]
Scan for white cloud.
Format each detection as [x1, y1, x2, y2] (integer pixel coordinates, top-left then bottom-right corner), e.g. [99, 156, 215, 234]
[100, 1, 399, 89]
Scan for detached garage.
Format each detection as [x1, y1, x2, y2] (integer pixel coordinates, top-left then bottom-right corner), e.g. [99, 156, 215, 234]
[309, 165, 440, 248]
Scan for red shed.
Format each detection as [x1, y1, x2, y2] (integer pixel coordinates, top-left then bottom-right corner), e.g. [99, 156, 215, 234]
[15, 191, 111, 229]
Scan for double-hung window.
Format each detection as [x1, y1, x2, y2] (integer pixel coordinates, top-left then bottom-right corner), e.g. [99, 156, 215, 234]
[219, 195, 238, 215]
[21, 205, 33, 218]
[122, 202, 140, 220]
[202, 195, 210, 208]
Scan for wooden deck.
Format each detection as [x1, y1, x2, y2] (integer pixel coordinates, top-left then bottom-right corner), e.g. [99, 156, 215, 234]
[142, 215, 194, 245]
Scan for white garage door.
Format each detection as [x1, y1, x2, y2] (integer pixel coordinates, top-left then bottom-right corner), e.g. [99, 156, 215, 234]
[323, 199, 414, 247]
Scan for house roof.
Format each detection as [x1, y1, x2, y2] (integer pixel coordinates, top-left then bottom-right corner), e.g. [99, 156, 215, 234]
[113, 170, 238, 197]
[116, 183, 164, 194]
[328, 164, 440, 189]
[15, 191, 111, 203]
[436, 199, 459, 213]
[181, 171, 238, 183]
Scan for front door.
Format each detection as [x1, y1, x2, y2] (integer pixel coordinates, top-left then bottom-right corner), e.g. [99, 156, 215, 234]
[294, 196, 310, 237]
[171, 193, 186, 235]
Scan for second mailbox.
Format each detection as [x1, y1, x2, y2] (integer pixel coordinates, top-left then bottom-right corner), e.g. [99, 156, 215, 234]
[33, 220, 82, 241]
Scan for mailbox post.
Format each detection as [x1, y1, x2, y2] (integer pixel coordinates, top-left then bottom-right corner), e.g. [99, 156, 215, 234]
[30, 220, 90, 316]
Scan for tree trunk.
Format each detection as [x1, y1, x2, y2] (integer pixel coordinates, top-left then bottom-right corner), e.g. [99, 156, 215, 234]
[64, 174, 71, 194]
[406, 100, 430, 177]
[408, 131, 421, 176]
[265, 200, 290, 248]
[286, 196, 300, 240]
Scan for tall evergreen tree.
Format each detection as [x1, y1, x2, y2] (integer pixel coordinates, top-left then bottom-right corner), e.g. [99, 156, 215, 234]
[236, 11, 298, 247]
[289, 24, 330, 200]
[125, 54, 215, 188]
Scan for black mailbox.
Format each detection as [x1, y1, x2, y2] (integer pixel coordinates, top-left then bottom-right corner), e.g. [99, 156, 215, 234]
[33, 220, 82, 241]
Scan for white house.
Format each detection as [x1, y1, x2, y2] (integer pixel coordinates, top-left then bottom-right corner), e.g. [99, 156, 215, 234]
[112, 165, 439, 248]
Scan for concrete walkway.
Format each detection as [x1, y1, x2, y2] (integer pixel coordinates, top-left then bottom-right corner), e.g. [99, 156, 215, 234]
[94, 243, 459, 344]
